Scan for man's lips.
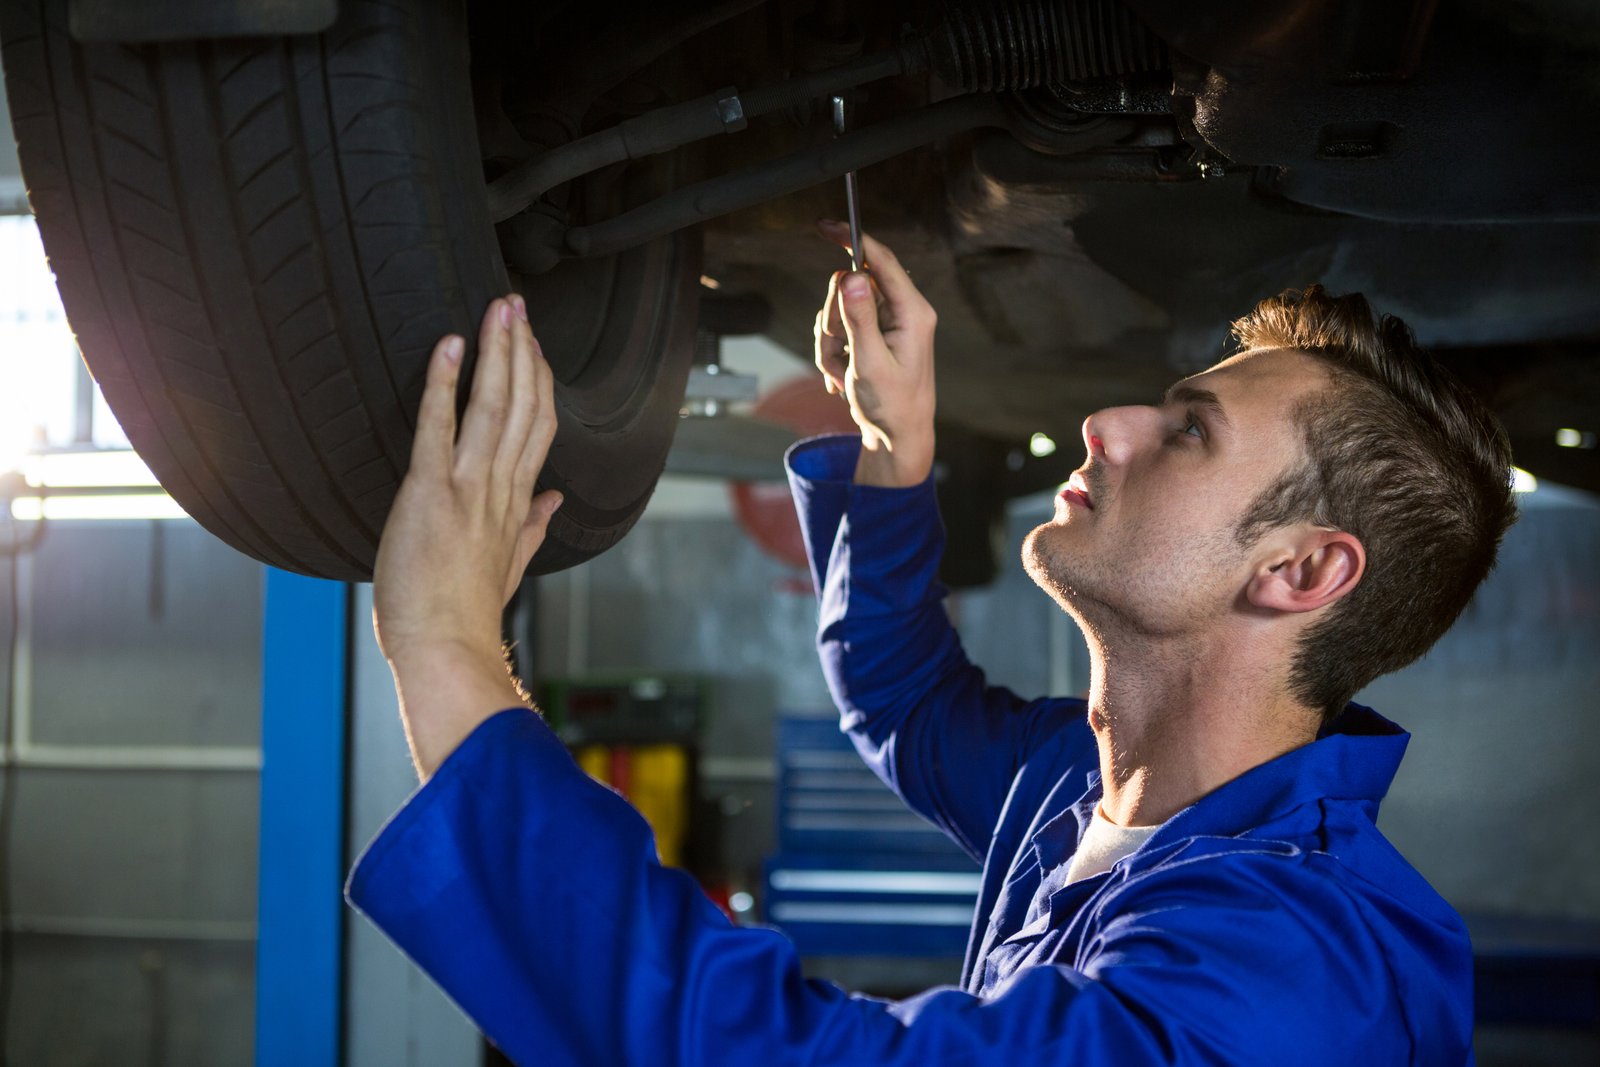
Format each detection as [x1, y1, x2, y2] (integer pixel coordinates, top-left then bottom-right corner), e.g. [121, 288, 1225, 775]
[1058, 471, 1094, 511]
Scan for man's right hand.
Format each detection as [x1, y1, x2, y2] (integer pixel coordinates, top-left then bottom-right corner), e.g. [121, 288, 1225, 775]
[814, 220, 937, 488]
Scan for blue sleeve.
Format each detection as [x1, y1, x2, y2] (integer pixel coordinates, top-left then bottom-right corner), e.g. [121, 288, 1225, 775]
[785, 435, 1087, 861]
[347, 709, 1439, 1067]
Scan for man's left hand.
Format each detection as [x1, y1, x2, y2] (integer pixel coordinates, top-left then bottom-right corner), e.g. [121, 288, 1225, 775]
[371, 294, 561, 776]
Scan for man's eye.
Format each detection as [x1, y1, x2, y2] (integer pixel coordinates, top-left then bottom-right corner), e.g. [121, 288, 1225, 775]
[1181, 414, 1204, 439]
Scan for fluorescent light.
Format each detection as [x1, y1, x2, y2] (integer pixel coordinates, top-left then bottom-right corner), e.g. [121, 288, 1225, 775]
[1555, 428, 1596, 450]
[1511, 467, 1538, 494]
[698, 274, 721, 290]
[768, 902, 974, 926]
[11, 492, 188, 521]
[1029, 432, 1057, 458]
[20, 449, 159, 488]
[769, 869, 983, 894]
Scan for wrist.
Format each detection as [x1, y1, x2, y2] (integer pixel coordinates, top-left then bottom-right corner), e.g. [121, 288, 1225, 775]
[854, 431, 934, 488]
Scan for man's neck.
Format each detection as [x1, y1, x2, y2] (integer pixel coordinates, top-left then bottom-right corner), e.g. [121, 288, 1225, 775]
[1079, 620, 1319, 829]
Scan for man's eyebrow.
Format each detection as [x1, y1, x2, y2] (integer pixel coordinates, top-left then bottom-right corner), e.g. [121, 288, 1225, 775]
[1161, 384, 1233, 432]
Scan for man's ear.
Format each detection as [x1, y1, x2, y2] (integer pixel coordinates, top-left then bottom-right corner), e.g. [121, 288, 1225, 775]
[1245, 528, 1365, 615]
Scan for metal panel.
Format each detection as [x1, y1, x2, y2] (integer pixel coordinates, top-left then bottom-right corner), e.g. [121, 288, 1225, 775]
[8, 936, 254, 1066]
[2, 514, 266, 1066]
[10, 768, 258, 926]
[255, 569, 348, 1067]
[28, 522, 263, 748]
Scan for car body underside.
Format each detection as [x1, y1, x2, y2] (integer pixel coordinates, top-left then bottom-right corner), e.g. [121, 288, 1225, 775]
[34, 0, 1600, 578]
[476, 0, 1600, 491]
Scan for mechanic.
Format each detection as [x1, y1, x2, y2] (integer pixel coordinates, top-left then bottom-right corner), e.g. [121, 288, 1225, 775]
[347, 222, 1514, 1065]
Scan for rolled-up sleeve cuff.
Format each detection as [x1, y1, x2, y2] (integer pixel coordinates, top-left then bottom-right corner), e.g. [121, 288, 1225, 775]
[345, 707, 563, 919]
[784, 433, 862, 485]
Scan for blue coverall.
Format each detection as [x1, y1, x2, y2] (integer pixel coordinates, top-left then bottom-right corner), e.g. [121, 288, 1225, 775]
[347, 434, 1475, 1065]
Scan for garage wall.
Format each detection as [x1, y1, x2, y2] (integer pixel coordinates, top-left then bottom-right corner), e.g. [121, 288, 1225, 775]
[1365, 485, 1600, 920]
[0, 520, 261, 1067]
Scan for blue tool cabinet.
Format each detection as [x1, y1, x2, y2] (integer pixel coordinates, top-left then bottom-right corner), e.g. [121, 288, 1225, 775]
[763, 715, 980, 958]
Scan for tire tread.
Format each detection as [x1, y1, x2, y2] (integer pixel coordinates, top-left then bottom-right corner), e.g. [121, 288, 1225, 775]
[0, 0, 697, 579]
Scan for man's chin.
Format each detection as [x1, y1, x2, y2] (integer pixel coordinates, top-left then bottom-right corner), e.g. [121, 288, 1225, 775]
[1022, 523, 1083, 603]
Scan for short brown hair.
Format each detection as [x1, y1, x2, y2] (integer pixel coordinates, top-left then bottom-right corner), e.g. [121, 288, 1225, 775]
[1231, 286, 1518, 720]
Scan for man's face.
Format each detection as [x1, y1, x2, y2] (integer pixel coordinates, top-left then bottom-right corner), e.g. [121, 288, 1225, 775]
[1023, 347, 1330, 636]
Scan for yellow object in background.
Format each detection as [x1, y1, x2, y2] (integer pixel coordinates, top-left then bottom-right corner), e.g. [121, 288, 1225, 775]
[575, 744, 610, 785]
[574, 743, 690, 868]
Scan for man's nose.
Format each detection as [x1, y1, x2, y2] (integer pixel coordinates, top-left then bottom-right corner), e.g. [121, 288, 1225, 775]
[1083, 406, 1160, 466]
[1081, 415, 1105, 460]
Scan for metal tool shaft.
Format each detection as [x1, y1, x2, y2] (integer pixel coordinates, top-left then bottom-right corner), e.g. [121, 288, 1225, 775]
[831, 96, 864, 272]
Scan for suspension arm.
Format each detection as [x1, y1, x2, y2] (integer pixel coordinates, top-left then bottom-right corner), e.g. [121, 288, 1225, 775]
[486, 45, 923, 224]
[562, 93, 1006, 259]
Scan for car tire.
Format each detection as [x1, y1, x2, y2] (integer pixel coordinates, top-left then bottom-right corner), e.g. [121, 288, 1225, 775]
[0, 0, 700, 580]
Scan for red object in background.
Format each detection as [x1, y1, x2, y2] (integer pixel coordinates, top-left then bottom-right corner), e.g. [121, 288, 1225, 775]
[699, 880, 736, 922]
[608, 747, 632, 798]
[730, 376, 858, 572]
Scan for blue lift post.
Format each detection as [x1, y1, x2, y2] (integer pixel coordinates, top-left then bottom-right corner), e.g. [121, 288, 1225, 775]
[256, 568, 350, 1067]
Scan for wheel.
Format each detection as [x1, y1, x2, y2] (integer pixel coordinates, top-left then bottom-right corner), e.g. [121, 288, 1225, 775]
[0, 0, 701, 580]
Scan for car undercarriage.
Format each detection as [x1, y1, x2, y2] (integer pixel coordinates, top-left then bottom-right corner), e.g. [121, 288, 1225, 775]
[5, 0, 1597, 580]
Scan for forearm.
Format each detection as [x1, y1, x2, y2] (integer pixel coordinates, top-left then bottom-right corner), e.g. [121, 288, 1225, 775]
[386, 639, 529, 779]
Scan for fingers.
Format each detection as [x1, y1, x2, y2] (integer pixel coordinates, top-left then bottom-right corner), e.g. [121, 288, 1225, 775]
[409, 333, 465, 479]
[848, 231, 920, 315]
[836, 270, 889, 374]
[524, 491, 563, 546]
[504, 489, 562, 603]
[822, 270, 846, 339]
[454, 295, 560, 545]
[455, 297, 516, 473]
[816, 218, 864, 269]
[815, 220, 933, 335]
[814, 306, 847, 395]
[513, 337, 557, 507]
[492, 295, 538, 491]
